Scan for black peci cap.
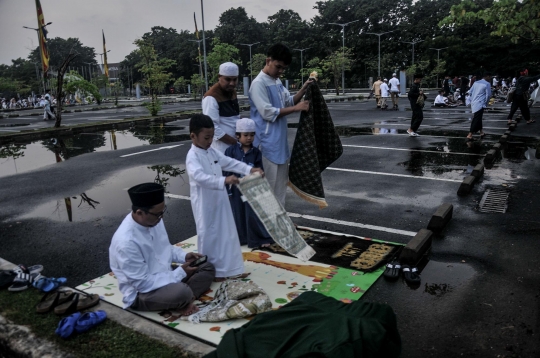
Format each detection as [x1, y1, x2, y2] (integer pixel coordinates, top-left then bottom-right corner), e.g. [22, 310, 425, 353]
[128, 183, 164, 207]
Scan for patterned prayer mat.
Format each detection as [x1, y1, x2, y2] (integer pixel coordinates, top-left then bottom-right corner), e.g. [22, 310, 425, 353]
[262, 228, 402, 273]
[77, 228, 399, 346]
[288, 81, 343, 208]
[238, 174, 315, 261]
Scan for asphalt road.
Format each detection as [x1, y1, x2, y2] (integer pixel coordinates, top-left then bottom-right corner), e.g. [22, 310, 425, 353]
[1, 97, 539, 357]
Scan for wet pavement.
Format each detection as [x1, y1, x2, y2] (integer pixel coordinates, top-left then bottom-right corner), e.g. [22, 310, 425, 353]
[1, 98, 539, 357]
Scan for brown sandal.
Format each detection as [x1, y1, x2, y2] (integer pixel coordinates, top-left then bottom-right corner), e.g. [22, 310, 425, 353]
[36, 291, 74, 313]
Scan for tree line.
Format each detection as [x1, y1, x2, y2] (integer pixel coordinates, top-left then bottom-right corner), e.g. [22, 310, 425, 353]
[2, 0, 539, 98]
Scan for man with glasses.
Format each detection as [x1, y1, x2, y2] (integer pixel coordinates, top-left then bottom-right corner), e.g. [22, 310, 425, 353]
[249, 43, 312, 206]
[109, 183, 215, 315]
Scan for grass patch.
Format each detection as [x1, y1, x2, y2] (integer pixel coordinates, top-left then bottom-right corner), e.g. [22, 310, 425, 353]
[0, 289, 198, 358]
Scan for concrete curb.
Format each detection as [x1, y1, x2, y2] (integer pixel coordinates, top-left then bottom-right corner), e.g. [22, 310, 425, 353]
[471, 164, 485, 181]
[457, 175, 476, 196]
[399, 229, 433, 265]
[426, 203, 453, 233]
[484, 149, 497, 164]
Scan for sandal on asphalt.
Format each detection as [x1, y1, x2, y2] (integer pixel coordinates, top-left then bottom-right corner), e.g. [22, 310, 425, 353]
[8, 272, 42, 292]
[402, 265, 421, 285]
[74, 310, 107, 334]
[33, 277, 67, 293]
[76, 292, 100, 311]
[55, 312, 81, 339]
[1, 264, 43, 276]
[383, 261, 401, 280]
[54, 293, 80, 315]
[36, 291, 74, 313]
[527, 120, 536, 124]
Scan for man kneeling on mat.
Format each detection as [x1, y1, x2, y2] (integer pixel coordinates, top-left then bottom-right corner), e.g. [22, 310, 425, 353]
[109, 183, 215, 315]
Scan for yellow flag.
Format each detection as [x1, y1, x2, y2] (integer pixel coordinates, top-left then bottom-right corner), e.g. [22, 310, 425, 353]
[102, 30, 109, 78]
[35, 0, 49, 77]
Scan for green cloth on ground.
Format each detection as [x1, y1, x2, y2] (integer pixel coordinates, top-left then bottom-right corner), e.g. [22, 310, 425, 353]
[204, 291, 401, 358]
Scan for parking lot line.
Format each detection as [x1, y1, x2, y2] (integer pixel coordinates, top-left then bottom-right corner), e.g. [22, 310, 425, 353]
[327, 167, 463, 182]
[164, 193, 417, 237]
[342, 144, 486, 156]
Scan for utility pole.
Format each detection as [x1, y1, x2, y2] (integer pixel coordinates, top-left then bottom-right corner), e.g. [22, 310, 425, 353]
[328, 20, 359, 95]
[364, 30, 396, 77]
[429, 47, 448, 88]
[239, 42, 260, 83]
[293, 48, 311, 84]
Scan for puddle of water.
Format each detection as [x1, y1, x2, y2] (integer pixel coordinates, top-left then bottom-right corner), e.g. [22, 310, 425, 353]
[17, 165, 189, 222]
[418, 260, 476, 296]
[0, 125, 190, 178]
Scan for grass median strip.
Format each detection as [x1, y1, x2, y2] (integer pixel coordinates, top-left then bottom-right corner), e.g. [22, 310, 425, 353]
[0, 289, 197, 358]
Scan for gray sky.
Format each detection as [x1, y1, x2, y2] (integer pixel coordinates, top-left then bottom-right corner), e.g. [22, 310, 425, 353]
[0, 0, 320, 65]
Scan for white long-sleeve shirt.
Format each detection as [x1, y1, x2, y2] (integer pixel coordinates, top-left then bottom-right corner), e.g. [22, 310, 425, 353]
[109, 214, 188, 308]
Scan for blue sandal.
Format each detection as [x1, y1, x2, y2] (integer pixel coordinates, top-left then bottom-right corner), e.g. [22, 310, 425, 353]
[33, 277, 67, 292]
[55, 312, 81, 339]
[74, 310, 107, 333]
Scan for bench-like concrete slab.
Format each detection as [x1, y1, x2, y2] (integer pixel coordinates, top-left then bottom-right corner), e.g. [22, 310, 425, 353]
[399, 229, 433, 265]
[427, 203, 453, 233]
[457, 175, 476, 196]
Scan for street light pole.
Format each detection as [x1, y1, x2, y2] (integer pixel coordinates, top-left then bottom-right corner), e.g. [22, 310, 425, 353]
[328, 20, 359, 95]
[364, 30, 396, 77]
[188, 39, 204, 82]
[400, 40, 424, 66]
[239, 42, 260, 83]
[293, 48, 311, 84]
[23, 22, 52, 93]
[429, 47, 448, 88]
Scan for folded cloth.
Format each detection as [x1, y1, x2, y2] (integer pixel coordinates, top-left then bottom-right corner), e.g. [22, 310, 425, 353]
[288, 82, 343, 208]
[204, 291, 401, 358]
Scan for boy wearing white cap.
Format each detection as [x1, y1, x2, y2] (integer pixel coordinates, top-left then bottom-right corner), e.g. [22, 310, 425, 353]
[202, 62, 241, 153]
[389, 73, 400, 110]
[224, 118, 274, 248]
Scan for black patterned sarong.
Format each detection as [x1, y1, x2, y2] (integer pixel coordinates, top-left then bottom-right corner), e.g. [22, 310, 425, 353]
[288, 82, 343, 208]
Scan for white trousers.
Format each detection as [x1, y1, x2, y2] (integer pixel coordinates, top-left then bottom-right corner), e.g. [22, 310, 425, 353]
[262, 156, 289, 208]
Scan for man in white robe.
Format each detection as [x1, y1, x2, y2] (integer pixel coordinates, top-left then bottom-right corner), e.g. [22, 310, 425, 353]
[186, 114, 263, 280]
[202, 62, 241, 153]
[109, 183, 215, 314]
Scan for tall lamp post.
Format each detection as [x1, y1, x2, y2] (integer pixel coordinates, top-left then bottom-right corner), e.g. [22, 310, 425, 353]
[199, 0, 208, 91]
[328, 20, 359, 95]
[83, 62, 94, 82]
[293, 47, 311, 84]
[239, 42, 260, 83]
[188, 39, 204, 83]
[429, 47, 448, 88]
[23, 22, 52, 93]
[400, 39, 424, 66]
[364, 30, 396, 77]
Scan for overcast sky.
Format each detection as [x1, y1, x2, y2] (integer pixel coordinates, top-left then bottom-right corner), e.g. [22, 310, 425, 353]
[0, 0, 320, 65]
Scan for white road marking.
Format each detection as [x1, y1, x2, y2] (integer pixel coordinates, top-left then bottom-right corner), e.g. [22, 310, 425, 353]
[120, 144, 183, 157]
[164, 193, 417, 237]
[288, 213, 417, 236]
[342, 144, 486, 156]
[327, 167, 463, 182]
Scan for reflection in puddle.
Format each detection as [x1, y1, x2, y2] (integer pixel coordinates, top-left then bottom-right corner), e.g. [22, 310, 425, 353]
[19, 165, 189, 222]
[414, 260, 476, 297]
[0, 124, 190, 178]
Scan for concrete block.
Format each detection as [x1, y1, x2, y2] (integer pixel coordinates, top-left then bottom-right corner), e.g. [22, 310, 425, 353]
[457, 175, 476, 196]
[492, 143, 502, 153]
[471, 164, 484, 180]
[8, 114, 19, 118]
[504, 130, 511, 136]
[400, 229, 433, 265]
[509, 123, 516, 131]
[499, 135, 508, 144]
[484, 149, 497, 163]
[536, 141, 540, 159]
[427, 203, 453, 233]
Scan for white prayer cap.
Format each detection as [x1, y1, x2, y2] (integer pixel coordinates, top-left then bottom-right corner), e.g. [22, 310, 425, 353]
[383, 78, 388, 82]
[236, 118, 256, 133]
[219, 62, 239, 76]
[392, 73, 397, 76]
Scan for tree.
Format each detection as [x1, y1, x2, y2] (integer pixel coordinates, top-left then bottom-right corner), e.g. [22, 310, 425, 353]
[54, 52, 78, 128]
[206, 38, 241, 83]
[190, 74, 205, 99]
[440, 0, 540, 43]
[134, 38, 176, 116]
[322, 47, 354, 95]
[29, 37, 97, 71]
[248, 53, 267, 78]
[174, 76, 187, 94]
[63, 71, 102, 104]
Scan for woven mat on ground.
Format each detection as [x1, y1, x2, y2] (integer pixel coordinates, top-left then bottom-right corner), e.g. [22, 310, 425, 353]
[238, 174, 315, 261]
[288, 82, 343, 208]
[262, 228, 402, 272]
[77, 228, 390, 346]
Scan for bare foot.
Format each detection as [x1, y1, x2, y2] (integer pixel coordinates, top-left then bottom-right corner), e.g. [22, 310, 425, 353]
[178, 301, 199, 316]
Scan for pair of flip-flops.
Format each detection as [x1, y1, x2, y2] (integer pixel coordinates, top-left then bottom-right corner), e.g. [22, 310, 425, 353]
[36, 290, 75, 313]
[1, 264, 44, 291]
[384, 261, 421, 285]
[55, 310, 107, 339]
[33, 276, 67, 292]
[51, 292, 101, 315]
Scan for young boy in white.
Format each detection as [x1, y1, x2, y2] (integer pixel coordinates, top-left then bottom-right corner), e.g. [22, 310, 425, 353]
[380, 79, 390, 110]
[186, 114, 264, 281]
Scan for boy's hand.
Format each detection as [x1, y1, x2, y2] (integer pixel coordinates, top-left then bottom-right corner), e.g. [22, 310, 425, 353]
[225, 175, 240, 185]
[250, 168, 264, 177]
[295, 100, 310, 112]
[181, 262, 198, 278]
[301, 78, 314, 91]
